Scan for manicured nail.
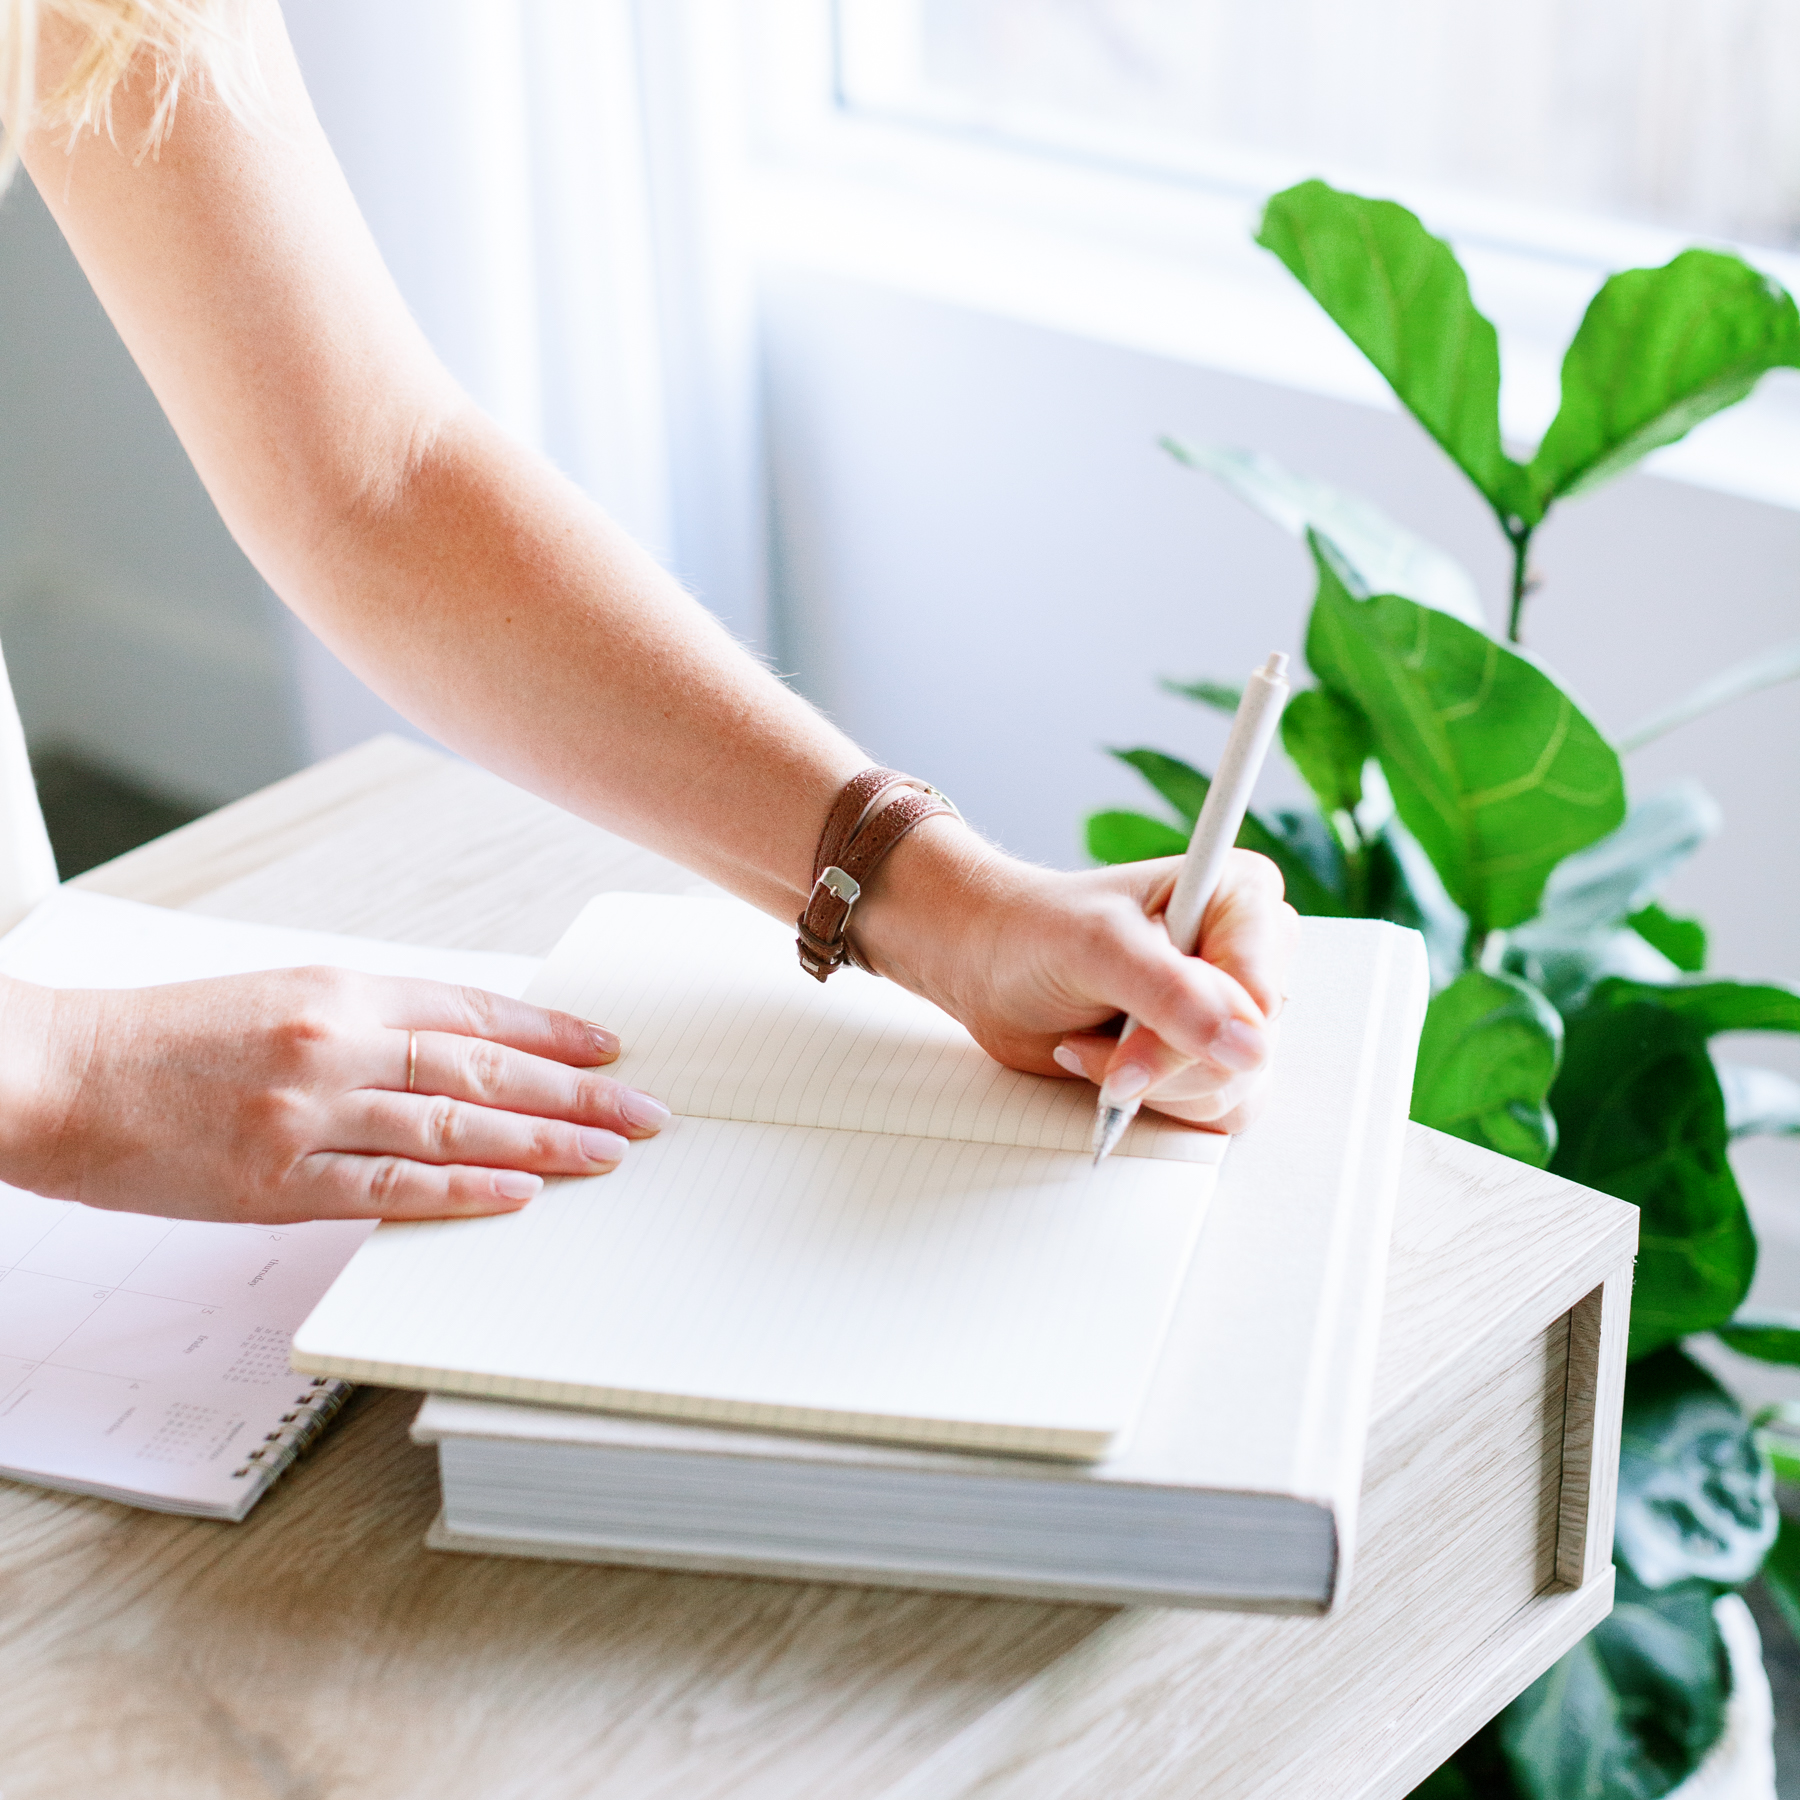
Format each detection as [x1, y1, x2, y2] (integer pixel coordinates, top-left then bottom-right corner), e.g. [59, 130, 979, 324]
[494, 1172, 542, 1201]
[1210, 1019, 1268, 1072]
[618, 1090, 671, 1130]
[588, 1026, 620, 1059]
[579, 1127, 629, 1164]
[1099, 1063, 1152, 1107]
[1052, 1045, 1086, 1078]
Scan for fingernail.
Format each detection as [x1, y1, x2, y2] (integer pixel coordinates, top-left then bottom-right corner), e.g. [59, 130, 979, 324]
[1052, 1045, 1086, 1078]
[588, 1026, 620, 1059]
[618, 1090, 671, 1130]
[1099, 1063, 1152, 1106]
[579, 1127, 629, 1165]
[1211, 1019, 1268, 1072]
[494, 1172, 542, 1201]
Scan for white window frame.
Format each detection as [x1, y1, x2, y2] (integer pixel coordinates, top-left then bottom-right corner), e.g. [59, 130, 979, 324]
[738, 0, 1800, 513]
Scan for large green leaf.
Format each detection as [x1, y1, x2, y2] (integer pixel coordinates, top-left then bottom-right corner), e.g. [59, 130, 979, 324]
[1258, 182, 1532, 526]
[1304, 537, 1626, 936]
[1615, 1348, 1776, 1588]
[1410, 970, 1562, 1167]
[1716, 1309, 1800, 1366]
[1499, 1572, 1729, 1800]
[1161, 439, 1487, 627]
[1531, 250, 1800, 509]
[1550, 995, 1755, 1360]
[1085, 810, 1188, 865]
[1280, 685, 1372, 819]
[1587, 976, 1800, 1038]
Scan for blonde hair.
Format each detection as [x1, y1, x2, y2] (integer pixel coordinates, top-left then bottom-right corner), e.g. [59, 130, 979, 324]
[0, 0, 259, 186]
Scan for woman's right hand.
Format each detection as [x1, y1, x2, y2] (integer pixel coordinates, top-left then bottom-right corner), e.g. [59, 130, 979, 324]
[0, 967, 669, 1225]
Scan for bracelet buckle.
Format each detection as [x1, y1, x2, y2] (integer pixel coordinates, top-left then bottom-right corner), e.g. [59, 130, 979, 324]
[816, 866, 861, 907]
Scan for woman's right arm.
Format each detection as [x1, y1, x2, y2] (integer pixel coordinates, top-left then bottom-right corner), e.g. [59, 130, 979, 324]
[1, 2, 1297, 1224]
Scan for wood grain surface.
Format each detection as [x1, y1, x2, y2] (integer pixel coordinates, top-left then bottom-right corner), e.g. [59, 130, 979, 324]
[1, 737, 1638, 1800]
[2, 1389, 1102, 1800]
[1555, 1272, 1632, 1592]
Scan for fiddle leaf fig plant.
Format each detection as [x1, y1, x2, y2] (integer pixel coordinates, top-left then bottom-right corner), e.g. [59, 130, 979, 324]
[1089, 178, 1800, 1799]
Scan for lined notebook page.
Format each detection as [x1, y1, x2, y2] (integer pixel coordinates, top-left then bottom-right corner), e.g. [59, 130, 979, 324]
[294, 1114, 1216, 1458]
[526, 895, 1223, 1164]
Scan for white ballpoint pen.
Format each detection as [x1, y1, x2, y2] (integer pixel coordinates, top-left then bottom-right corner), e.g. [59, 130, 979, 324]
[1090, 651, 1292, 1164]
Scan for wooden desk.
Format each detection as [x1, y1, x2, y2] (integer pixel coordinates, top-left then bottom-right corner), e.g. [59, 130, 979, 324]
[2, 738, 1636, 1800]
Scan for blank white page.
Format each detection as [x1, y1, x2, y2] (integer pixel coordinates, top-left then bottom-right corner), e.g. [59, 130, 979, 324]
[527, 895, 1223, 1164]
[294, 1114, 1217, 1458]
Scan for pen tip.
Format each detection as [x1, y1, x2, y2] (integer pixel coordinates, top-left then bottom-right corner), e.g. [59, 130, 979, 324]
[1263, 651, 1289, 680]
[1090, 1105, 1131, 1165]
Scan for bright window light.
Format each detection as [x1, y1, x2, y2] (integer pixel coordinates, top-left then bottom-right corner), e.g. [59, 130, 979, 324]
[835, 0, 1800, 249]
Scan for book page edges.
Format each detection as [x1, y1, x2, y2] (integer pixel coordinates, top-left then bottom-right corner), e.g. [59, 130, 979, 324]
[422, 1512, 1335, 1612]
[413, 1393, 1343, 1509]
[290, 1349, 1115, 1460]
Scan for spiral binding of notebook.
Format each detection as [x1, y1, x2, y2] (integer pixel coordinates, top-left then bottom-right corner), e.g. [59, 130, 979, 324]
[231, 1377, 355, 1498]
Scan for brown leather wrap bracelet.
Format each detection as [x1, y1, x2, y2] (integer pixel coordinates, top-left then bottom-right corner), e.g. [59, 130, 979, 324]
[796, 768, 960, 981]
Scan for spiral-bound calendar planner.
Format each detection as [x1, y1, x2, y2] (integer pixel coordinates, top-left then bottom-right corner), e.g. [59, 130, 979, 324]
[0, 889, 536, 1519]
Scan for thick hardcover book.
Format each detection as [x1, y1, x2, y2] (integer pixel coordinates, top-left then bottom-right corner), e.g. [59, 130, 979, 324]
[392, 905, 1426, 1610]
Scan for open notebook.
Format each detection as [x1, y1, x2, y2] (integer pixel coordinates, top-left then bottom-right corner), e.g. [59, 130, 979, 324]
[0, 889, 535, 1520]
[294, 895, 1230, 1459]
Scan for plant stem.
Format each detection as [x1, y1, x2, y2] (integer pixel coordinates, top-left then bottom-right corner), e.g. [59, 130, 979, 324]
[1507, 529, 1534, 643]
[1332, 810, 1371, 916]
[1346, 837, 1370, 918]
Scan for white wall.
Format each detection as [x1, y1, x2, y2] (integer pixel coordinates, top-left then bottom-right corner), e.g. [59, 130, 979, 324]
[0, 177, 303, 806]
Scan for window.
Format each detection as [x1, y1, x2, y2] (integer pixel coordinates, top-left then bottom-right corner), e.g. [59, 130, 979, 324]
[836, 0, 1800, 250]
